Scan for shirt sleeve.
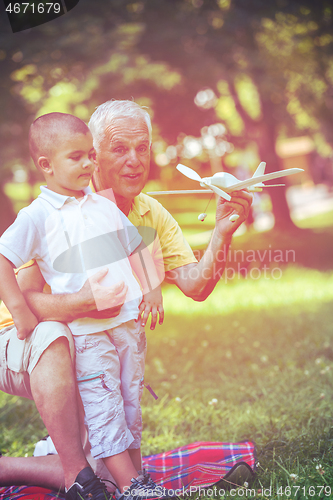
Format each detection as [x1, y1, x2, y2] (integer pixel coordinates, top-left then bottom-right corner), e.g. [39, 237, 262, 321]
[154, 206, 198, 273]
[0, 211, 40, 268]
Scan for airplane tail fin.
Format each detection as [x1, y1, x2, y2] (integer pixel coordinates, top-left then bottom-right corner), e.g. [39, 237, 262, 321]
[252, 162, 266, 178]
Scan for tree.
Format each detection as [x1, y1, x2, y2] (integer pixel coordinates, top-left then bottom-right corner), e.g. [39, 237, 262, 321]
[0, 0, 332, 230]
[133, 0, 333, 229]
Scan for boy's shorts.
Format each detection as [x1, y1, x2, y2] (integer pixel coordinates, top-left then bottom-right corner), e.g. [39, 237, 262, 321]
[75, 319, 147, 459]
[0, 321, 74, 399]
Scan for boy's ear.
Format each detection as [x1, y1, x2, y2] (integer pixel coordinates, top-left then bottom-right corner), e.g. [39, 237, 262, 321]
[38, 156, 53, 174]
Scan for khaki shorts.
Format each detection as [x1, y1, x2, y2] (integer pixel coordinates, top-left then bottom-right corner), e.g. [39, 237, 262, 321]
[76, 320, 146, 459]
[0, 321, 74, 399]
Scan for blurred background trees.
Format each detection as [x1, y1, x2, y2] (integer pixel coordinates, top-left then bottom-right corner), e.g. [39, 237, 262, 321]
[0, 0, 332, 233]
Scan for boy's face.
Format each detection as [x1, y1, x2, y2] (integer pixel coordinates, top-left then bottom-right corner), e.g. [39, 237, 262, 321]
[44, 131, 95, 198]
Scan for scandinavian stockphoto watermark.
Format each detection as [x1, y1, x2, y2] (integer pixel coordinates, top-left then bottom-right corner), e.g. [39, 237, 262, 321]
[166, 245, 296, 284]
[217, 246, 296, 283]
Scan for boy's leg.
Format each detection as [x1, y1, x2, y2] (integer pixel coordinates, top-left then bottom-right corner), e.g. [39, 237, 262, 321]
[111, 321, 147, 471]
[103, 450, 139, 493]
[0, 322, 89, 490]
[128, 448, 143, 472]
[75, 332, 138, 491]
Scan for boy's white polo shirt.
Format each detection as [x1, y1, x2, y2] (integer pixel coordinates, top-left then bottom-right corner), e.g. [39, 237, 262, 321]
[0, 186, 142, 335]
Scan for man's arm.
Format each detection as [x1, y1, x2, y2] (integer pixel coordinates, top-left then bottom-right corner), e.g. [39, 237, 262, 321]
[165, 190, 253, 301]
[18, 264, 125, 322]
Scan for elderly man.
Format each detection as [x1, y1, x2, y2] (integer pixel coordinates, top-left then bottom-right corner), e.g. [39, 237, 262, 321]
[0, 100, 252, 499]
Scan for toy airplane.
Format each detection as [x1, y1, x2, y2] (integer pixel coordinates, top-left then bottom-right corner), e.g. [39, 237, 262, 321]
[147, 162, 303, 222]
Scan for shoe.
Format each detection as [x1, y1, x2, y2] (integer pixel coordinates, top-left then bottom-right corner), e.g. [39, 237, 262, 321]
[137, 469, 157, 488]
[212, 462, 254, 490]
[65, 466, 112, 500]
[117, 474, 177, 500]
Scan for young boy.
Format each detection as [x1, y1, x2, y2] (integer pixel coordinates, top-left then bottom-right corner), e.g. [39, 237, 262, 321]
[0, 113, 169, 500]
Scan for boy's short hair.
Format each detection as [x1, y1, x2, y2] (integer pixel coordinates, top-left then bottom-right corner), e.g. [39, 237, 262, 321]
[29, 112, 90, 168]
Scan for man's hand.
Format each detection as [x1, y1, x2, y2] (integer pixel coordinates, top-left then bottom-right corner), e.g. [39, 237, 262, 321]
[138, 286, 164, 330]
[20, 264, 126, 322]
[83, 268, 127, 316]
[215, 189, 253, 237]
[13, 306, 38, 340]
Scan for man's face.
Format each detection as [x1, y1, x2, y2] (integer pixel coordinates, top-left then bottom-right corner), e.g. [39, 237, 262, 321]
[93, 116, 150, 208]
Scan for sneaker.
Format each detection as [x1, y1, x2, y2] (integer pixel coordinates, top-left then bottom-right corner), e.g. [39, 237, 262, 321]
[137, 469, 157, 488]
[117, 475, 177, 500]
[65, 466, 112, 500]
[212, 462, 255, 490]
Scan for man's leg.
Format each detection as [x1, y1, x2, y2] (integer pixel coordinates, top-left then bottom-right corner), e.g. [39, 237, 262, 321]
[0, 455, 64, 490]
[29, 336, 89, 490]
[0, 322, 89, 491]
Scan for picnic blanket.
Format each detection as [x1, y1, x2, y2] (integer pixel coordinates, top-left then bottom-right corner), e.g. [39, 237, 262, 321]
[0, 440, 256, 499]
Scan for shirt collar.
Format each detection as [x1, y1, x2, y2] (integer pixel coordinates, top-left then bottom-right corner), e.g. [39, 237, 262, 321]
[90, 181, 150, 219]
[39, 185, 94, 209]
[130, 194, 151, 219]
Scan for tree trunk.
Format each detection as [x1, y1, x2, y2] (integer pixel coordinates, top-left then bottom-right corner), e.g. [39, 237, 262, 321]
[0, 186, 16, 236]
[258, 102, 297, 231]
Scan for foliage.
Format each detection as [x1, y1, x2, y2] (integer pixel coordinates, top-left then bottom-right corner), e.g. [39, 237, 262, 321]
[1, 0, 333, 229]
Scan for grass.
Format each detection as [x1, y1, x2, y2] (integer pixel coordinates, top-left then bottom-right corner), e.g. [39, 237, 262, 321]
[1, 192, 333, 498]
[1, 265, 333, 497]
[141, 268, 333, 498]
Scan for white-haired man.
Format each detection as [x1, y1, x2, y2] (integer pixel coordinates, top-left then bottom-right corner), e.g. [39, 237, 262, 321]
[0, 100, 252, 499]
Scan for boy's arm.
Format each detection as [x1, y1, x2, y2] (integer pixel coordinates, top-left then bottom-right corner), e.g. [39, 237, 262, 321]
[19, 263, 125, 322]
[128, 240, 164, 330]
[0, 254, 38, 339]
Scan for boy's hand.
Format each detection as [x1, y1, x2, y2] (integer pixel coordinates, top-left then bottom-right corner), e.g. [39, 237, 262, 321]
[13, 307, 38, 340]
[138, 286, 164, 330]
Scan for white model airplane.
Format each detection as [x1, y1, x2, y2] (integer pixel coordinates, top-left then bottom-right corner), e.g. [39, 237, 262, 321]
[147, 162, 303, 222]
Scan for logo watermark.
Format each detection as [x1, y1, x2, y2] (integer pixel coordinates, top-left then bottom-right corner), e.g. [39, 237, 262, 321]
[4, 0, 80, 33]
[123, 485, 260, 498]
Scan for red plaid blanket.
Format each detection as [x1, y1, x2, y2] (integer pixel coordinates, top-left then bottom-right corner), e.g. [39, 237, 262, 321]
[0, 485, 63, 499]
[0, 441, 256, 500]
[144, 440, 256, 490]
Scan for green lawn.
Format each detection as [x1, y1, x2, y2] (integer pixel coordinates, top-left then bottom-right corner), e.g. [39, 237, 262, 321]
[1, 264, 333, 497]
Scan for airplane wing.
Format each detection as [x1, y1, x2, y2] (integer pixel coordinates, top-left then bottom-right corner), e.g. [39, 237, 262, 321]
[222, 168, 303, 192]
[147, 186, 231, 201]
[147, 190, 212, 195]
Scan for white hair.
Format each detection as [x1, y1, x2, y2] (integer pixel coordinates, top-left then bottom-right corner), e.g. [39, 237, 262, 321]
[88, 100, 152, 153]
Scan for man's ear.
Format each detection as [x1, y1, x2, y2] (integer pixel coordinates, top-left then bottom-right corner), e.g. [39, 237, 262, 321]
[92, 151, 99, 171]
[38, 156, 53, 175]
